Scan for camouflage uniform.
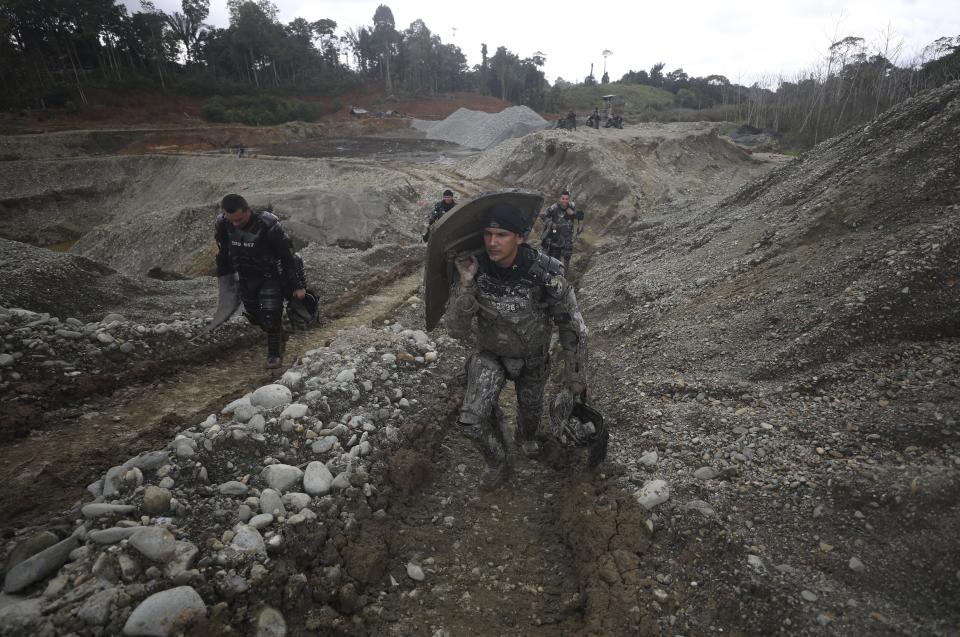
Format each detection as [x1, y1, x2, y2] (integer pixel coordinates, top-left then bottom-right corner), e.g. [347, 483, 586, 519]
[444, 245, 588, 489]
[540, 203, 583, 272]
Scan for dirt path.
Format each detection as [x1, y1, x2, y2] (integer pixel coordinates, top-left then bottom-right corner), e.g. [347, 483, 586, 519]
[376, 386, 583, 635]
[0, 268, 424, 531]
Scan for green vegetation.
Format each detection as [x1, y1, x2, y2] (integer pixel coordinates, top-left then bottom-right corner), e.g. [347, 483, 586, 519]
[199, 95, 336, 125]
[1, 0, 957, 142]
[551, 83, 674, 119]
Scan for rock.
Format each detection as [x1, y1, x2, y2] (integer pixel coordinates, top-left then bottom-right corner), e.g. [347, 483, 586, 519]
[222, 395, 251, 415]
[407, 562, 425, 582]
[251, 384, 292, 409]
[335, 369, 356, 383]
[259, 489, 286, 516]
[4, 531, 59, 572]
[282, 492, 311, 511]
[129, 527, 178, 563]
[684, 499, 715, 517]
[635, 480, 670, 509]
[261, 464, 303, 492]
[123, 586, 206, 636]
[78, 588, 119, 626]
[279, 371, 303, 391]
[234, 405, 254, 423]
[303, 461, 334, 496]
[0, 353, 15, 367]
[311, 436, 338, 454]
[331, 471, 351, 490]
[747, 555, 764, 569]
[801, 590, 818, 602]
[255, 606, 287, 637]
[0, 596, 43, 632]
[694, 466, 720, 480]
[247, 414, 266, 433]
[280, 403, 308, 420]
[143, 486, 172, 515]
[218, 481, 249, 496]
[249, 514, 274, 529]
[3, 534, 79, 593]
[849, 557, 866, 572]
[638, 450, 658, 466]
[164, 542, 199, 579]
[89, 527, 141, 545]
[103, 313, 126, 324]
[231, 526, 266, 555]
[82, 503, 137, 518]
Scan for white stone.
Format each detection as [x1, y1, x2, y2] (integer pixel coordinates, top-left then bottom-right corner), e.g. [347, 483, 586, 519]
[129, 527, 178, 563]
[123, 586, 206, 636]
[255, 606, 287, 637]
[303, 461, 334, 496]
[249, 514, 274, 529]
[231, 526, 266, 555]
[222, 395, 251, 415]
[259, 489, 286, 516]
[282, 492, 311, 511]
[335, 369, 356, 383]
[261, 464, 303, 492]
[280, 403, 308, 420]
[250, 384, 292, 409]
[639, 450, 658, 466]
[635, 480, 670, 509]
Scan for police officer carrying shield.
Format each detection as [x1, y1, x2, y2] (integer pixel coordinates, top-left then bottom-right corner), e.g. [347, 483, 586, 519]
[539, 191, 584, 273]
[444, 203, 588, 491]
[215, 194, 306, 369]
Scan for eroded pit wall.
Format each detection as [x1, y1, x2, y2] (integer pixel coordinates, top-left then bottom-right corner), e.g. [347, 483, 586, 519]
[0, 154, 453, 276]
[457, 122, 774, 232]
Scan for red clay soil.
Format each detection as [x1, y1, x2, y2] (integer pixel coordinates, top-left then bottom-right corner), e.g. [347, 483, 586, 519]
[0, 85, 519, 134]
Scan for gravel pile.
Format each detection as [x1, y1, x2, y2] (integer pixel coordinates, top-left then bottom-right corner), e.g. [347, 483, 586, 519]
[413, 106, 548, 149]
[0, 321, 459, 635]
[580, 80, 960, 634]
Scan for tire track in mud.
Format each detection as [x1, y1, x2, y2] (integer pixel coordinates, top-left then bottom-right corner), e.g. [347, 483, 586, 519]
[0, 264, 425, 531]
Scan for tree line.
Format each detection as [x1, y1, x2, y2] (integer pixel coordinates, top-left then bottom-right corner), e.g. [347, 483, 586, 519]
[616, 35, 960, 147]
[0, 0, 552, 111]
[2, 0, 956, 147]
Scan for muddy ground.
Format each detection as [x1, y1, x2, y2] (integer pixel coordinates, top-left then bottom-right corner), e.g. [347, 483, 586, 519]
[0, 86, 958, 636]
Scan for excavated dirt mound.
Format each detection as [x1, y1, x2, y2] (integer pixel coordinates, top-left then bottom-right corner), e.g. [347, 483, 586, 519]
[457, 122, 786, 232]
[413, 106, 549, 150]
[0, 154, 475, 276]
[582, 80, 959, 378]
[577, 81, 960, 635]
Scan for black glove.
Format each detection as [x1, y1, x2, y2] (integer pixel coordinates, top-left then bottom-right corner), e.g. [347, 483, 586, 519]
[422, 232, 430, 243]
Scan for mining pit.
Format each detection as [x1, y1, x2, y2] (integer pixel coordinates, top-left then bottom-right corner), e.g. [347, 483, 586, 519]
[0, 92, 957, 636]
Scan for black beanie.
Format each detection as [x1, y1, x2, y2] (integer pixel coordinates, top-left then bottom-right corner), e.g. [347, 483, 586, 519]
[443, 189, 454, 197]
[483, 202, 527, 235]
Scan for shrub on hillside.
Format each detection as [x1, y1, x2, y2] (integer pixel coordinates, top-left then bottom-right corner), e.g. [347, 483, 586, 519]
[200, 95, 325, 125]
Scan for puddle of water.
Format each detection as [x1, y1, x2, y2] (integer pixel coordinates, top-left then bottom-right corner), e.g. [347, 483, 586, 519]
[46, 240, 77, 252]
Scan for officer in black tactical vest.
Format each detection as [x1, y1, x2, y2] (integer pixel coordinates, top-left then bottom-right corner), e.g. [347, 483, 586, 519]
[539, 191, 584, 273]
[215, 194, 306, 369]
[422, 189, 457, 242]
[444, 203, 589, 491]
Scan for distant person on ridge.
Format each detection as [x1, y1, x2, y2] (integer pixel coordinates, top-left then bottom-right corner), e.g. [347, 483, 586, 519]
[422, 189, 457, 242]
[566, 110, 577, 130]
[539, 191, 584, 273]
[215, 194, 306, 369]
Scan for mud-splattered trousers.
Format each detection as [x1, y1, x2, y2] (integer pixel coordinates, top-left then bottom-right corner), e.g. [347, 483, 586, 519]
[444, 246, 588, 471]
[540, 204, 583, 273]
[215, 211, 305, 358]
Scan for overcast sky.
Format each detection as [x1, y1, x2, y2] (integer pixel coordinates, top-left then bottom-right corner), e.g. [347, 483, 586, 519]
[132, 0, 960, 85]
